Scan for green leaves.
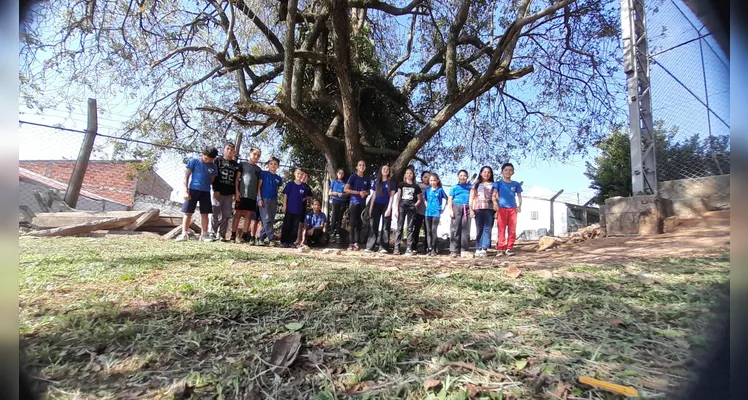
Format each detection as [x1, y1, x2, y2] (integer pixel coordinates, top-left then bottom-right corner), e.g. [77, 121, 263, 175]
[285, 322, 304, 332]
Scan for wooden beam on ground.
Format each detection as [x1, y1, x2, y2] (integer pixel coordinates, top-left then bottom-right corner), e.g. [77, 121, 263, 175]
[32, 211, 150, 229]
[26, 212, 146, 237]
[123, 209, 160, 231]
[161, 225, 184, 240]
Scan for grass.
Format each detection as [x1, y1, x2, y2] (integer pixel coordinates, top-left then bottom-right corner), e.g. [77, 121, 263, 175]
[19, 237, 729, 399]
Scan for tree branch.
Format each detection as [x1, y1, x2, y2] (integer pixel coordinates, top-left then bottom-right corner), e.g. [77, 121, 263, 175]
[445, 0, 470, 100]
[196, 106, 272, 126]
[232, 0, 284, 53]
[518, 0, 577, 28]
[282, 0, 299, 104]
[386, 12, 417, 80]
[151, 46, 218, 68]
[347, 0, 426, 16]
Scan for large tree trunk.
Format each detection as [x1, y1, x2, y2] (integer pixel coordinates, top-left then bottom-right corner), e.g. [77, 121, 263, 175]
[329, 0, 365, 170]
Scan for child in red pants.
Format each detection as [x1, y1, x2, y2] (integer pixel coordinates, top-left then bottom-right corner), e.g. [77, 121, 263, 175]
[492, 163, 523, 256]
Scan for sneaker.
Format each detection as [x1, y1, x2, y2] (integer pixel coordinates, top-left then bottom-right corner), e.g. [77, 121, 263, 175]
[199, 233, 214, 242]
[241, 233, 250, 243]
[280, 242, 288, 248]
[347, 244, 355, 251]
[208, 232, 217, 241]
[475, 249, 485, 258]
[353, 243, 361, 251]
[379, 248, 388, 254]
[450, 253, 458, 258]
[393, 248, 400, 255]
[495, 250, 505, 257]
[289, 243, 297, 249]
[229, 232, 237, 243]
[175, 232, 190, 242]
[504, 249, 515, 256]
[363, 249, 374, 254]
[430, 251, 438, 257]
[405, 248, 413, 256]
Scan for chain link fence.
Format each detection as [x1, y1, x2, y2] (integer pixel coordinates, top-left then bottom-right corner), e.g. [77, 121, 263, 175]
[645, 0, 730, 189]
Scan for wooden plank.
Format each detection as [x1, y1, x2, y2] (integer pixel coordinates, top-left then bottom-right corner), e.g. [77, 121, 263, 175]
[27, 212, 146, 237]
[140, 215, 184, 229]
[32, 211, 147, 229]
[161, 225, 184, 240]
[123, 209, 160, 231]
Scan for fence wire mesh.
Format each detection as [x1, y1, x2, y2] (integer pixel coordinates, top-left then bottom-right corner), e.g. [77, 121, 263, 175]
[645, 0, 730, 189]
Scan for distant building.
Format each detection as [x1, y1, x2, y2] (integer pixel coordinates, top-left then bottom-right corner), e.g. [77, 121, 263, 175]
[19, 160, 174, 213]
[384, 186, 599, 242]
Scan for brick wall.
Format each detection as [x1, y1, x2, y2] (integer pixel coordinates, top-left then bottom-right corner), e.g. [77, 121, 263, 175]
[18, 160, 174, 207]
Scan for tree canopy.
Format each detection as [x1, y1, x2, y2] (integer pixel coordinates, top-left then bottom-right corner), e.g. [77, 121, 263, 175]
[21, 0, 623, 176]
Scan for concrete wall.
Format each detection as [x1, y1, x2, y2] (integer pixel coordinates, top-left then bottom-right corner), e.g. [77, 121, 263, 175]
[658, 174, 729, 218]
[604, 195, 674, 235]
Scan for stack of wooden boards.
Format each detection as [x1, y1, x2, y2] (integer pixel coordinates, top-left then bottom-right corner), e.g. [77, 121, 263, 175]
[22, 209, 200, 239]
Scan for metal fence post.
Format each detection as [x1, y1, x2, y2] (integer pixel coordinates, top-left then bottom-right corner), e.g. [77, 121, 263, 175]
[620, 0, 657, 195]
[64, 98, 97, 208]
[549, 189, 564, 236]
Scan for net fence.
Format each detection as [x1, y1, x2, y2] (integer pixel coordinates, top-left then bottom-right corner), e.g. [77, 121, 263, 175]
[645, 0, 730, 189]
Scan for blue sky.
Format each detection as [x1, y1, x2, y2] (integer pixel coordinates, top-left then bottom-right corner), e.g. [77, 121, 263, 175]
[18, 0, 728, 205]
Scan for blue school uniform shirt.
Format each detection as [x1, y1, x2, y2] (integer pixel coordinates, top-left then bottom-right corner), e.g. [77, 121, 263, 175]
[305, 211, 327, 228]
[259, 170, 283, 199]
[346, 174, 371, 205]
[424, 187, 448, 217]
[493, 180, 523, 208]
[283, 181, 312, 215]
[330, 179, 346, 201]
[186, 158, 217, 192]
[449, 183, 471, 206]
[371, 179, 397, 204]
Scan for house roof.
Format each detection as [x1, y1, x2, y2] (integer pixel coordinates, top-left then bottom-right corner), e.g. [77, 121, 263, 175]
[19, 159, 173, 206]
[19, 167, 128, 207]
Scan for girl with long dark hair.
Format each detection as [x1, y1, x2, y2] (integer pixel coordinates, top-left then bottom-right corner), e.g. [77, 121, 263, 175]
[469, 166, 495, 257]
[365, 165, 397, 253]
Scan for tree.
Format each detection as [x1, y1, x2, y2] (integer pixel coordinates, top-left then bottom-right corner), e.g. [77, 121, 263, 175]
[585, 121, 730, 205]
[21, 0, 622, 177]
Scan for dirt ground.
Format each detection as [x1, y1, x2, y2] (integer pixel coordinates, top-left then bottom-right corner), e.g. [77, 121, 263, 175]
[508, 210, 731, 270]
[329, 210, 730, 271]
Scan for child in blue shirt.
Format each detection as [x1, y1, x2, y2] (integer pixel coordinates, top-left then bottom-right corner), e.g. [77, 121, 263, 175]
[492, 162, 523, 256]
[448, 170, 472, 258]
[344, 160, 371, 251]
[256, 156, 283, 245]
[365, 164, 397, 253]
[176, 147, 218, 242]
[280, 168, 312, 248]
[301, 199, 328, 246]
[423, 173, 448, 256]
[328, 168, 348, 242]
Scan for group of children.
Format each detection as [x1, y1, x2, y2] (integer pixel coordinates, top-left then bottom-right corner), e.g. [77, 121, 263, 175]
[177, 145, 523, 258]
[176, 143, 324, 248]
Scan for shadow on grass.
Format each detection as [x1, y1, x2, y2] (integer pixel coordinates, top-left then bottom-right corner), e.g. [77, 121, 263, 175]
[20, 240, 730, 399]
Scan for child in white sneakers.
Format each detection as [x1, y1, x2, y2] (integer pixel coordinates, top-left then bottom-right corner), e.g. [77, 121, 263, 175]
[176, 147, 218, 242]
